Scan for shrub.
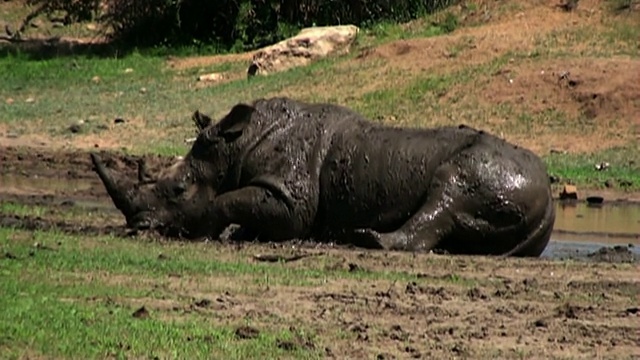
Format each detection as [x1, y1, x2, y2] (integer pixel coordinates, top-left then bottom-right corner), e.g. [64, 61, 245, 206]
[20, 0, 461, 50]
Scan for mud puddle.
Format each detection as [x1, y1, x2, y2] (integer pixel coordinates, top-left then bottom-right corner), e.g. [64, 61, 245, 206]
[553, 201, 640, 241]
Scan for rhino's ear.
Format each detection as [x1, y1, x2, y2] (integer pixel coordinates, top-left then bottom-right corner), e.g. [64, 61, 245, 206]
[218, 103, 255, 141]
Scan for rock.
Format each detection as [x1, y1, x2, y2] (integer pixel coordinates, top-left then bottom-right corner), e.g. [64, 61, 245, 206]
[559, 185, 578, 200]
[6, 98, 13, 105]
[25, 97, 35, 103]
[139, 87, 147, 94]
[586, 196, 604, 205]
[91, 76, 100, 83]
[51, 21, 65, 28]
[197, 73, 224, 82]
[86, 23, 97, 31]
[124, 68, 134, 73]
[248, 25, 359, 76]
[30, 20, 43, 29]
[68, 123, 82, 134]
[594, 162, 610, 171]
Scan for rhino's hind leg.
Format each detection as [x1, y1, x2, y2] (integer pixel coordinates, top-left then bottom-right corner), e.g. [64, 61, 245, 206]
[357, 164, 464, 252]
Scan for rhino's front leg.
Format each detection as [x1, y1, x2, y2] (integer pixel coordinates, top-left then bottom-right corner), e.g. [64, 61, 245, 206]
[204, 186, 303, 241]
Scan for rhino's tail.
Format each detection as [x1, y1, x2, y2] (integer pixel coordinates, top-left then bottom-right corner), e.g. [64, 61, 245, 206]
[501, 197, 556, 257]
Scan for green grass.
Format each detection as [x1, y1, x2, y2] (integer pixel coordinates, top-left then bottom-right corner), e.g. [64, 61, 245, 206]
[1, 275, 318, 359]
[0, 227, 484, 358]
[544, 144, 640, 190]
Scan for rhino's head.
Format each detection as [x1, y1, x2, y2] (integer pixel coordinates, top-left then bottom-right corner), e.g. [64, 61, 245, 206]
[92, 103, 256, 238]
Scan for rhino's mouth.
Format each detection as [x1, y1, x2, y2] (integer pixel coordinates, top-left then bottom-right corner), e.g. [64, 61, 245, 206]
[91, 153, 208, 239]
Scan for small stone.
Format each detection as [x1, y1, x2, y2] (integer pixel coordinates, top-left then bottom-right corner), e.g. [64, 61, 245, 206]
[559, 185, 578, 200]
[124, 68, 134, 73]
[91, 76, 100, 83]
[6, 98, 14, 104]
[586, 196, 604, 205]
[139, 87, 147, 94]
[132, 306, 149, 318]
[197, 73, 224, 82]
[68, 124, 82, 133]
[86, 23, 97, 31]
[534, 319, 548, 327]
[25, 97, 35, 103]
[51, 21, 64, 28]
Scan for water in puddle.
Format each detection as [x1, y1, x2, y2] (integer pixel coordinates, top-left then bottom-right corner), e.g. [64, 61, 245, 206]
[554, 201, 639, 236]
[545, 201, 639, 259]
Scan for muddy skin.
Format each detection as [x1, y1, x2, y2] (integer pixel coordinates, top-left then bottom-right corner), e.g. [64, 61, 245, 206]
[92, 97, 556, 256]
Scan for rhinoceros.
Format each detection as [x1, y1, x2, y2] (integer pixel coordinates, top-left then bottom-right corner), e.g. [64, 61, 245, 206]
[91, 97, 555, 256]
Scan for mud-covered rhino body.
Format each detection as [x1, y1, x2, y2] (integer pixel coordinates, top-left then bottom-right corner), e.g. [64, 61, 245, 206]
[92, 97, 555, 256]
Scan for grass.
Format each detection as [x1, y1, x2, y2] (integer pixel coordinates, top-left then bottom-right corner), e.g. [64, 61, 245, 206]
[1, 276, 318, 359]
[544, 144, 640, 190]
[2, 230, 327, 359]
[0, 227, 486, 358]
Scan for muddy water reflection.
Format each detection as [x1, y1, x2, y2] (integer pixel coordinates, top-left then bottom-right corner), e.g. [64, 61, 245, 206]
[545, 201, 640, 260]
[552, 201, 640, 244]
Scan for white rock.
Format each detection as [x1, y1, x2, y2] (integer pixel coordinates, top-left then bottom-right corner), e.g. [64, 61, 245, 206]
[197, 73, 224, 82]
[249, 25, 360, 76]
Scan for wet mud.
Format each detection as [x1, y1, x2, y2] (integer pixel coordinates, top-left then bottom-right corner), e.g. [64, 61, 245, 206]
[2, 145, 640, 358]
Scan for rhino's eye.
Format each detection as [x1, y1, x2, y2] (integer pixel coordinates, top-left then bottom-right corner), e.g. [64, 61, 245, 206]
[174, 183, 187, 196]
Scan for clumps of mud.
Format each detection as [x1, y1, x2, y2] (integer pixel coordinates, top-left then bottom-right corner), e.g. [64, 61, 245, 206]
[587, 245, 639, 263]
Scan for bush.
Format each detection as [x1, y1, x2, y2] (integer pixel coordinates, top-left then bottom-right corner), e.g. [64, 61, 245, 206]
[23, 0, 461, 50]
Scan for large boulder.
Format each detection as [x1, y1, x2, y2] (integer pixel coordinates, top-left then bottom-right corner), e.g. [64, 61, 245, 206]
[248, 25, 359, 76]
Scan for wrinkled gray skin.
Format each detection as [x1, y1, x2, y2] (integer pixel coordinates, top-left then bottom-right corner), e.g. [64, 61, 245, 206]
[92, 97, 555, 256]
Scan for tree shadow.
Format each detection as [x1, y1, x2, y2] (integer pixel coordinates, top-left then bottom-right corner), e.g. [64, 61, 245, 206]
[0, 36, 137, 60]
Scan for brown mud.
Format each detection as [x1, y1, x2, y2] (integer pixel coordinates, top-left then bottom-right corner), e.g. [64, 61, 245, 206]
[1, 145, 640, 358]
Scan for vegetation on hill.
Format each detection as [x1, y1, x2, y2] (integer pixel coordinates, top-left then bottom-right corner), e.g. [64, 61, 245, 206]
[14, 0, 459, 50]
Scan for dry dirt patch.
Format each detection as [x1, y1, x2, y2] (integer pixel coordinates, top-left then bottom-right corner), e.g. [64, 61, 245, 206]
[447, 57, 640, 153]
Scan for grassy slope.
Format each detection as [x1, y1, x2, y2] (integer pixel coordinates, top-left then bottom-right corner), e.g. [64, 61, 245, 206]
[1, 1, 639, 190]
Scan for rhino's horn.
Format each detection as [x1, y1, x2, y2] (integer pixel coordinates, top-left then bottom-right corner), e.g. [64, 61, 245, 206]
[90, 153, 136, 218]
